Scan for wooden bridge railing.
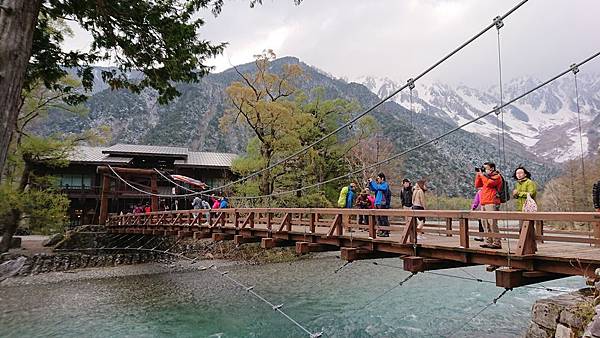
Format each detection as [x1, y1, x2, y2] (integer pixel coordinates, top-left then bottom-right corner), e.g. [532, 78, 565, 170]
[106, 208, 600, 257]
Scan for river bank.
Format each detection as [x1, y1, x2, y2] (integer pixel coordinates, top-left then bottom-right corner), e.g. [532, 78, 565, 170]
[0, 231, 594, 337]
[1, 230, 307, 282]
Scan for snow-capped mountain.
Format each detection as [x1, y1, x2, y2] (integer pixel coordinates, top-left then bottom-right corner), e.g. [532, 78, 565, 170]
[354, 74, 600, 162]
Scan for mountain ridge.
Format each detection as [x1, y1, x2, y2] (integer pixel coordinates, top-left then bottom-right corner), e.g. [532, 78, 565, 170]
[34, 56, 560, 197]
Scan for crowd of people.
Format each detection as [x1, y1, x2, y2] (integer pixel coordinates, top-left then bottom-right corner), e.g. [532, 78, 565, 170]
[126, 194, 229, 216]
[337, 162, 548, 242]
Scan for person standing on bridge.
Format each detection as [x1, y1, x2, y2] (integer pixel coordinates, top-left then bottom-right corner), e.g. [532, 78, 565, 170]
[512, 166, 537, 212]
[337, 182, 357, 208]
[201, 197, 211, 225]
[192, 196, 202, 221]
[471, 188, 485, 242]
[211, 195, 221, 210]
[592, 180, 600, 211]
[412, 180, 427, 239]
[369, 173, 391, 237]
[475, 162, 502, 250]
[356, 188, 373, 226]
[400, 179, 413, 210]
[219, 196, 229, 209]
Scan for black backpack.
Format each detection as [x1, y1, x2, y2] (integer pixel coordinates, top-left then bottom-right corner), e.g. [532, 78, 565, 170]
[383, 187, 392, 208]
[497, 174, 511, 204]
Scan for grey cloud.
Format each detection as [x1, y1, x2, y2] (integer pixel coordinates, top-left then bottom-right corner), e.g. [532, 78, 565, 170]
[65, 0, 600, 89]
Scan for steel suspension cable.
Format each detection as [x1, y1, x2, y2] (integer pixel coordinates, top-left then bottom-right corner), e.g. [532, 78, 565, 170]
[189, 0, 529, 196]
[494, 16, 513, 268]
[103, 1, 532, 201]
[153, 168, 203, 194]
[57, 243, 322, 337]
[571, 65, 587, 193]
[366, 257, 571, 293]
[447, 287, 511, 337]
[222, 50, 600, 201]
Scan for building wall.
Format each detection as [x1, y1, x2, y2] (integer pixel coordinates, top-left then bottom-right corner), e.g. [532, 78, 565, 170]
[51, 163, 234, 225]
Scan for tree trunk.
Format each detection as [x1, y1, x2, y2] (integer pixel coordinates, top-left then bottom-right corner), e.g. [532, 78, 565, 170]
[0, 161, 30, 253]
[259, 146, 273, 196]
[0, 0, 42, 180]
[0, 208, 20, 253]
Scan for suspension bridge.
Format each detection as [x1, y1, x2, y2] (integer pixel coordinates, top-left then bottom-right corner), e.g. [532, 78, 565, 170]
[105, 208, 600, 288]
[66, 0, 600, 335]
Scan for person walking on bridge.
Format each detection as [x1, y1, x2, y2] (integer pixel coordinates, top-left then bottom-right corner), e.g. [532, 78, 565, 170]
[475, 162, 502, 250]
[593, 180, 600, 212]
[369, 173, 391, 237]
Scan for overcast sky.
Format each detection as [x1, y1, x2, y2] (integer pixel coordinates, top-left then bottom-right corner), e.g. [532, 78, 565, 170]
[64, 0, 600, 88]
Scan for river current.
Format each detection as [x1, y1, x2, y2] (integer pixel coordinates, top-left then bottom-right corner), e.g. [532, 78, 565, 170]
[0, 255, 584, 337]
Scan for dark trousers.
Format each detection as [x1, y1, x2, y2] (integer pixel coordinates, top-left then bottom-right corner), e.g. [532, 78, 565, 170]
[376, 205, 389, 233]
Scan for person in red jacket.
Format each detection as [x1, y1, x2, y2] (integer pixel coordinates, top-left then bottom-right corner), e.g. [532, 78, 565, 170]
[475, 162, 502, 249]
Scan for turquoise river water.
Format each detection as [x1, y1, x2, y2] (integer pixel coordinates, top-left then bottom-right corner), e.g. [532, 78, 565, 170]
[0, 255, 585, 337]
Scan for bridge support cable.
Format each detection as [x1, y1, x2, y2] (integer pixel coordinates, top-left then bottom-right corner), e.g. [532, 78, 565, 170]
[447, 288, 512, 337]
[102, 50, 600, 203]
[123, 0, 528, 198]
[368, 261, 567, 293]
[408, 78, 415, 128]
[350, 271, 417, 313]
[223, 50, 600, 201]
[493, 15, 513, 268]
[153, 168, 204, 195]
[55, 244, 322, 337]
[571, 64, 587, 198]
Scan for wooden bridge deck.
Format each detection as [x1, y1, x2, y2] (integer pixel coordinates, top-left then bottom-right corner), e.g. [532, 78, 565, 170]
[106, 208, 600, 288]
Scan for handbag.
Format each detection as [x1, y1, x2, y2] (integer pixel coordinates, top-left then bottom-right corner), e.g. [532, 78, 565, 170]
[522, 193, 538, 212]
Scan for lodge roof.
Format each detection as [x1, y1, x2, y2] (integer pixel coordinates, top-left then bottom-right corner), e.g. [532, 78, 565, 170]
[69, 144, 237, 169]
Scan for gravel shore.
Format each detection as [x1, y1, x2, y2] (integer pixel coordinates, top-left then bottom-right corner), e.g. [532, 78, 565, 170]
[0, 258, 235, 287]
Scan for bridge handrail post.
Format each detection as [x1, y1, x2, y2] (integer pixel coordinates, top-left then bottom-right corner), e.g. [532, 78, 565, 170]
[516, 219, 537, 255]
[459, 218, 469, 249]
[594, 221, 600, 248]
[446, 217, 453, 237]
[369, 214, 376, 239]
[535, 220, 544, 244]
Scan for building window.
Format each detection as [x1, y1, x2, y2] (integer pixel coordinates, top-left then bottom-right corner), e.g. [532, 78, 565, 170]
[82, 175, 92, 188]
[60, 174, 90, 188]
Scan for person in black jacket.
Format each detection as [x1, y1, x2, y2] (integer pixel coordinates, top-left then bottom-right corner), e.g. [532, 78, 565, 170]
[594, 180, 600, 212]
[400, 179, 413, 209]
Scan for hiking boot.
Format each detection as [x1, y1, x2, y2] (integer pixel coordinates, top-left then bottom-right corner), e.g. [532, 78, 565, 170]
[473, 237, 484, 242]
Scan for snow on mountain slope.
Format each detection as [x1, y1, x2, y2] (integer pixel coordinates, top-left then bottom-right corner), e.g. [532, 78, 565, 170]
[353, 74, 600, 162]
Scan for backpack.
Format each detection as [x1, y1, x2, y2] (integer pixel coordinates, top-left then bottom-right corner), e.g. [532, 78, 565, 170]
[383, 186, 392, 208]
[337, 186, 349, 208]
[496, 174, 511, 204]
